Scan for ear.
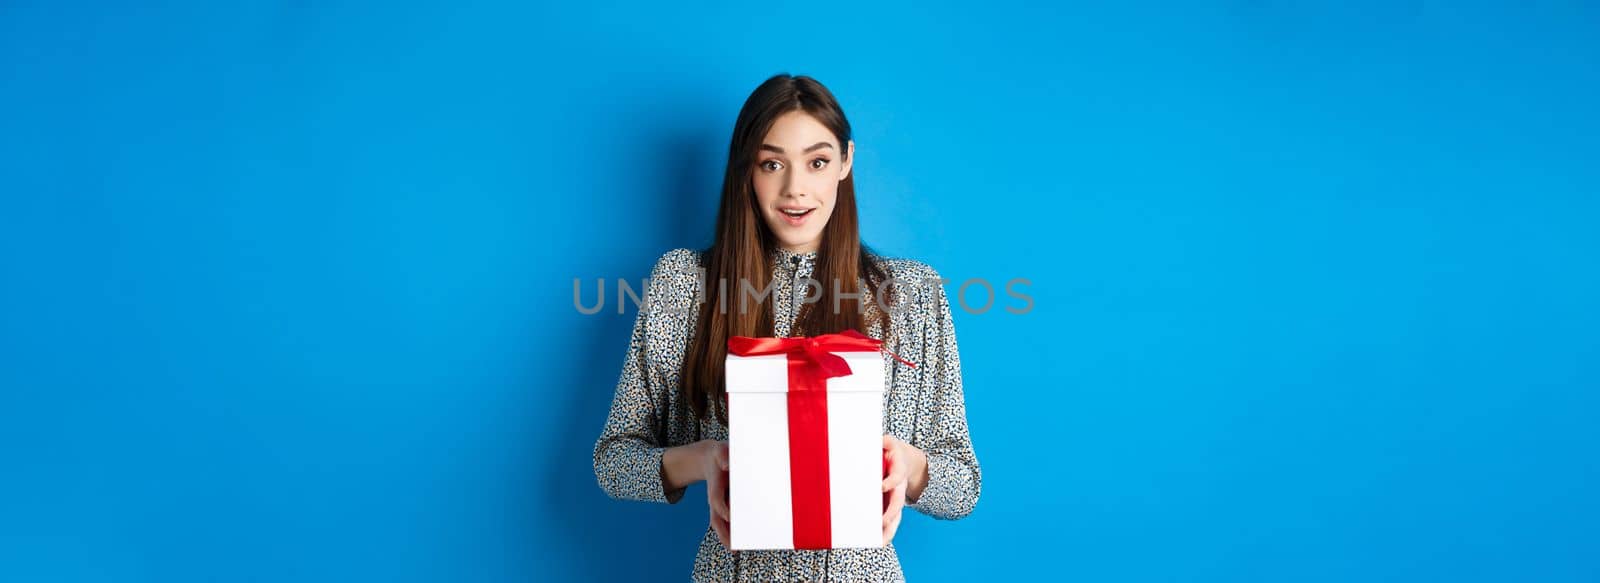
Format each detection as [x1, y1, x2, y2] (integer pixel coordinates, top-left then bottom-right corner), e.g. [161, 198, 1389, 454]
[839, 140, 855, 182]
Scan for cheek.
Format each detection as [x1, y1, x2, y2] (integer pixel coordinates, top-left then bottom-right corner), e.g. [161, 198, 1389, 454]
[811, 175, 840, 206]
[751, 175, 781, 206]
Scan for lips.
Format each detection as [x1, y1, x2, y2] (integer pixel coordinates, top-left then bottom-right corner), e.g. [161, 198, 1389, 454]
[778, 206, 815, 226]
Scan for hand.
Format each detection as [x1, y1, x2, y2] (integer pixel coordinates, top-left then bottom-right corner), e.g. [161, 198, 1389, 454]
[700, 440, 732, 548]
[881, 434, 928, 546]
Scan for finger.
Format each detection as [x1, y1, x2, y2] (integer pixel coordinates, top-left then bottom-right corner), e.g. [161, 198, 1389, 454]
[715, 442, 729, 470]
[882, 467, 907, 492]
[882, 481, 906, 545]
[882, 482, 906, 523]
[707, 480, 731, 520]
[882, 450, 909, 492]
[712, 509, 730, 548]
[883, 511, 902, 546]
[709, 493, 730, 521]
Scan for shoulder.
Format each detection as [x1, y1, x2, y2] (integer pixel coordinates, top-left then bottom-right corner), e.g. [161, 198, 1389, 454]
[870, 254, 942, 285]
[648, 247, 704, 280]
[867, 253, 952, 309]
[641, 248, 704, 313]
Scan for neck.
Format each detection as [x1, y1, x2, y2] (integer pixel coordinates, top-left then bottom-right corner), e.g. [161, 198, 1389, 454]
[780, 242, 819, 254]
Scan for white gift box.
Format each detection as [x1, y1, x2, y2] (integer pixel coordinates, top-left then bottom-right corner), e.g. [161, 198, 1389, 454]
[726, 350, 884, 550]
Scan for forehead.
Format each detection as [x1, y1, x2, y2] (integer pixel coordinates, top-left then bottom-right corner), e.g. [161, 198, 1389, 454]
[761, 110, 837, 148]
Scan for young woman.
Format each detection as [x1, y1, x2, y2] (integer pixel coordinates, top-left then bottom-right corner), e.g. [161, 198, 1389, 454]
[593, 74, 980, 582]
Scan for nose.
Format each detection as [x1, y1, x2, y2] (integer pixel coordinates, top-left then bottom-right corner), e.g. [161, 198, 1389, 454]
[782, 168, 806, 198]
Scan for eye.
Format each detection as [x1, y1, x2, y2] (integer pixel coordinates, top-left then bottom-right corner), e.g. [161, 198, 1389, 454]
[810, 158, 830, 170]
[760, 160, 784, 172]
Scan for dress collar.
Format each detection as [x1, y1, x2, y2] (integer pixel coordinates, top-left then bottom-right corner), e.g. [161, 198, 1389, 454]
[772, 247, 819, 278]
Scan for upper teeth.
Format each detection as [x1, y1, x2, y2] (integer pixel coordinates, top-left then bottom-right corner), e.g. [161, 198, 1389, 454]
[782, 208, 810, 216]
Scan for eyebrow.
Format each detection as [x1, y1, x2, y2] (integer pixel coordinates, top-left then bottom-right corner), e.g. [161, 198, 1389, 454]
[759, 141, 835, 155]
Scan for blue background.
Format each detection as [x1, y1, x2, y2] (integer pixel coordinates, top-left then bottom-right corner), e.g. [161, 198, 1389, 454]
[2, 1, 1597, 581]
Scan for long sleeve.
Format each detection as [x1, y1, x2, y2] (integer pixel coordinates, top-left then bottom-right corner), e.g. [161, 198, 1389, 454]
[592, 252, 693, 504]
[905, 271, 981, 520]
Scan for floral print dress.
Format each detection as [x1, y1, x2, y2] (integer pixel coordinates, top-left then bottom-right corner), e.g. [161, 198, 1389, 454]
[593, 247, 980, 582]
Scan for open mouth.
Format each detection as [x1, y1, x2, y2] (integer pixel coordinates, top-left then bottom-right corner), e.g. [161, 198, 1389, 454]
[778, 207, 816, 225]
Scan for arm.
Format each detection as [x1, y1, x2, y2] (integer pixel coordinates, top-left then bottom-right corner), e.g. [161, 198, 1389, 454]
[593, 252, 702, 504]
[905, 273, 982, 520]
[590, 250, 735, 546]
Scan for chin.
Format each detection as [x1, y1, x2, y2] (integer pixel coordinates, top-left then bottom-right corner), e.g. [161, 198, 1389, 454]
[774, 232, 820, 249]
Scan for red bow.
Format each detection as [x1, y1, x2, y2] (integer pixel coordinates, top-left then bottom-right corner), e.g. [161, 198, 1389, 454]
[727, 329, 915, 377]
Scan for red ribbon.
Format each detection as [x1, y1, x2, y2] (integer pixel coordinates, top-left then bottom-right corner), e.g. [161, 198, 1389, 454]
[727, 329, 913, 550]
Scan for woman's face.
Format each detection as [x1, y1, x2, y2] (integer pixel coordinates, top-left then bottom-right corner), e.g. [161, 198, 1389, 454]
[752, 110, 854, 253]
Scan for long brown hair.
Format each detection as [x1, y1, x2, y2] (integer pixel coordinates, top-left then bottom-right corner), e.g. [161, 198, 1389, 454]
[680, 74, 888, 423]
